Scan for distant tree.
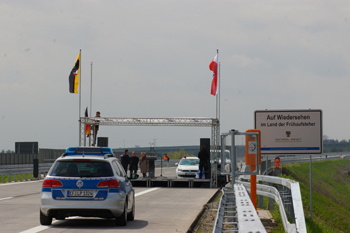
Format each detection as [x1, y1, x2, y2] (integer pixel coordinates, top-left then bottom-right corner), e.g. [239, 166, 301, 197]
[167, 149, 195, 159]
[179, 149, 185, 158]
[0, 149, 14, 153]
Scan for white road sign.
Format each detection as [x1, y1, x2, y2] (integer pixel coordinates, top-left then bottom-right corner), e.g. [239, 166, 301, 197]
[255, 109, 322, 154]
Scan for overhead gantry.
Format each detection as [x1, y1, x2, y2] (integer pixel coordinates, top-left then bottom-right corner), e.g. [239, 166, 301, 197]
[79, 117, 220, 187]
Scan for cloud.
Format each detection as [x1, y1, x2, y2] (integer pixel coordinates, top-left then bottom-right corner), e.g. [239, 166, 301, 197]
[1, 1, 350, 150]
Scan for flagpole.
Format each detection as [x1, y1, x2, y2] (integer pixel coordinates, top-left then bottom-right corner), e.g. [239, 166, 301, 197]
[216, 49, 219, 121]
[218, 61, 221, 135]
[89, 61, 93, 146]
[217, 49, 221, 150]
[90, 61, 93, 117]
[78, 49, 82, 145]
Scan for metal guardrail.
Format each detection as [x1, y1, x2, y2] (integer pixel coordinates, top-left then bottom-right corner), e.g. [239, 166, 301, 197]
[238, 170, 307, 233]
[0, 164, 52, 183]
[213, 184, 266, 233]
[236, 180, 296, 233]
[256, 175, 306, 233]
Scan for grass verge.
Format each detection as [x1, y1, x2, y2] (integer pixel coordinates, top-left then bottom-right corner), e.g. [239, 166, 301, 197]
[0, 173, 34, 183]
[281, 159, 350, 232]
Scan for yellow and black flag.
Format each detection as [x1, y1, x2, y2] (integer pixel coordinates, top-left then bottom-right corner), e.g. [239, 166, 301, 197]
[69, 52, 80, 93]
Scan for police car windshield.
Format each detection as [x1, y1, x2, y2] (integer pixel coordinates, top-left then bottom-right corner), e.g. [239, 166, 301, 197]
[50, 161, 114, 177]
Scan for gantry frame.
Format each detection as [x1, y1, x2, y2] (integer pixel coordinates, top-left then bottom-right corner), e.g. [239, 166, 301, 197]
[79, 117, 220, 188]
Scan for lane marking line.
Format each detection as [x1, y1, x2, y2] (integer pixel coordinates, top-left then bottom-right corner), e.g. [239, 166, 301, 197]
[19, 187, 160, 233]
[19, 225, 50, 233]
[0, 197, 13, 201]
[135, 187, 160, 197]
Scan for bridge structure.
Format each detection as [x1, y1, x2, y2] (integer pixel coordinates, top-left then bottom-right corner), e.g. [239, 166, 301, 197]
[79, 116, 220, 188]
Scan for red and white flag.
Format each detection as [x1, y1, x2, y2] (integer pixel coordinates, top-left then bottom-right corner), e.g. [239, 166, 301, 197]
[209, 54, 218, 96]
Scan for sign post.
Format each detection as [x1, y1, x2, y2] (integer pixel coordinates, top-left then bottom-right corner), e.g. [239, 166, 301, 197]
[245, 129, 261, 209]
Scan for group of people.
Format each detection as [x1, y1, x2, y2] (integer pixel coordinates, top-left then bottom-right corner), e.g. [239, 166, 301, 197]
[119, 146, 210, 180]
[120, 149, 149, 178]
[120, 150, 172, 178]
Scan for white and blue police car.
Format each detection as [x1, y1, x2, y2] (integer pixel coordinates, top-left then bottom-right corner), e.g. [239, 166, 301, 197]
[40, 147, 135, 226]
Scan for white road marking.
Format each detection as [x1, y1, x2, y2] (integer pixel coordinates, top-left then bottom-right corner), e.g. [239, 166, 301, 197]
[19, 225, 51, 233]
[135, 187, 160, 197]
[0, 197, 13, 201]
[19, 187, 160, 233]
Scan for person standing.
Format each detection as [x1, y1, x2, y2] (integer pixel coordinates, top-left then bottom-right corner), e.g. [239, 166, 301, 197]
[139, 152, 149, 178]
[164, 154, 169, 166]
[275, 156, 280, 168]
[198, 145, 209, 179]
[92, 111, 101, 146]
[121, 149, 130, 176]
[130, 151, 139, 177]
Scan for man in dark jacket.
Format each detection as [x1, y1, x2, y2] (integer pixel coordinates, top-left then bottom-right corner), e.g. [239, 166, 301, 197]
[92, 111, 101, 146]
[129, 151, 139, 177]
[121, 149, 130, 176]
[198, 146, 209, 179]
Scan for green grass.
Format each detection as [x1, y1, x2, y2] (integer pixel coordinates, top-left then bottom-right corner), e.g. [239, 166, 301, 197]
[0, 173, 34, 183]
[281, 159, 350, 232]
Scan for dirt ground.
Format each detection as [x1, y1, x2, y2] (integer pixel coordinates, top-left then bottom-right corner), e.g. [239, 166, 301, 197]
[194, 201, 220, 233]
[193, 199, 278, 233]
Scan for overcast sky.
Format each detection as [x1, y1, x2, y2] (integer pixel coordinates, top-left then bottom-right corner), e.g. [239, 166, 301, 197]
[1, 1, 350, 150]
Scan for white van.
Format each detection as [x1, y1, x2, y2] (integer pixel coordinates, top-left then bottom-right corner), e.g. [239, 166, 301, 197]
[210, 150, 231, 165]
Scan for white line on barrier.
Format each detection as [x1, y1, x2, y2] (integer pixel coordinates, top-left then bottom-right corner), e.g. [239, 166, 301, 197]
[18, 187, 160, 233]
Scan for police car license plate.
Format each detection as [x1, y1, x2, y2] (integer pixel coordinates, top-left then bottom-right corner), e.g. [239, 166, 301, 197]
[68, 190, 93, 197]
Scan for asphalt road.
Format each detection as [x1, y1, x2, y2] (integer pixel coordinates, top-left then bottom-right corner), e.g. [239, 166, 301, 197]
[0, 173, 217, 233]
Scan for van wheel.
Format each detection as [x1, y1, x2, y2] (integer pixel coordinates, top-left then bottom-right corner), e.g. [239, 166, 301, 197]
[40, 210, 52, 225]
[115, 201, 127, 226]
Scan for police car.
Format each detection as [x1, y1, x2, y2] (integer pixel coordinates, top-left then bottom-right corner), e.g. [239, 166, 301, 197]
[40, 147, 135, 226]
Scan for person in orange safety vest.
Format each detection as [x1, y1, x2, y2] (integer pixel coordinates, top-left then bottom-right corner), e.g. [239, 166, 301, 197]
[275, 156, 280, 168]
